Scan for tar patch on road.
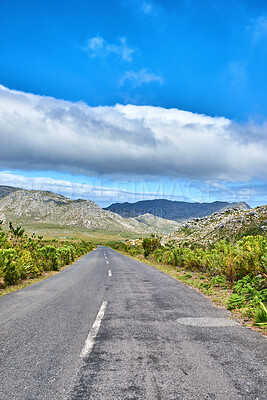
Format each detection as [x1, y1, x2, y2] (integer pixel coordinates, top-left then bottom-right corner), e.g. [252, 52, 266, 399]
[176, 317, 238, 327]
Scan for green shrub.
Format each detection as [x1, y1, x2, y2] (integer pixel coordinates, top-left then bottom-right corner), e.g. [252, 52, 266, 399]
[227, 275, 267, 311]
[184, 272, 192, 279]
[17, 249, 40, 279]
[142, 237, 161, 258]
[162, 250, 176, 265]
[0, 249, 20, 285]
[227, 293, 245, 310]
[255, 302, 267, 326]
[38, 245, 60, 271]
[211, 275, 227, 287]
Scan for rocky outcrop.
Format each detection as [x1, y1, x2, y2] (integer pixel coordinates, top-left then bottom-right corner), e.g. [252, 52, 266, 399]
[164, 205, 267, 246]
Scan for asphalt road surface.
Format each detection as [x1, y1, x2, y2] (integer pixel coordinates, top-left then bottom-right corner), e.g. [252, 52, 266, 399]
[0, 246, 266, 400]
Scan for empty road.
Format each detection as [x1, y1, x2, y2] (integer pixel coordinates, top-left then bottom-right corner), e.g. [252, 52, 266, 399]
[0, 246, 266, 399]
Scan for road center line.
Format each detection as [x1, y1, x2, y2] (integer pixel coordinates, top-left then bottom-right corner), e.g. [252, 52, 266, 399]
[106, 260, 109, 264]
[108, 270, 112, 277]
[80, 301, 108, 358]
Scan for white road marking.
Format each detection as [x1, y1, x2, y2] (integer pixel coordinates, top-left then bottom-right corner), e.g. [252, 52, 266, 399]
[106, 260, 109, 264]
[108, 270, 112, 277]
[80, 301, 108, 358]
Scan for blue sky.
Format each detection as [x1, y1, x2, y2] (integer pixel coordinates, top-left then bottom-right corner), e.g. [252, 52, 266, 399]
[0, 0, 267, 207]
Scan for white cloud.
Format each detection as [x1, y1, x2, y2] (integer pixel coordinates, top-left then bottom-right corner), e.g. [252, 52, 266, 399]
[138, 0, 154, 14]
[225, 14, 267, 90]
[124, 0, 161, 17]
[1, 84, 267, 181]
[84, 36, 134, 62]
[120, 68, 164, 87]
[86, 36, 105, 52]
[250, 15, 267, 44]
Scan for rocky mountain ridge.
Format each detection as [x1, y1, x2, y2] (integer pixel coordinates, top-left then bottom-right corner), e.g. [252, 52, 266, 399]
[104, 199, 250, 222]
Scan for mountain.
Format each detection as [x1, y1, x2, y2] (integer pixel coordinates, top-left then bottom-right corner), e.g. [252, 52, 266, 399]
[164, 205, 267, 246]
[104, 199, 250, 222]
[0, 187, 178, 235]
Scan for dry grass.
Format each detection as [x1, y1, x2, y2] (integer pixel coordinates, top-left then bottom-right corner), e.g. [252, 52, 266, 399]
[1, 223, 143, 242]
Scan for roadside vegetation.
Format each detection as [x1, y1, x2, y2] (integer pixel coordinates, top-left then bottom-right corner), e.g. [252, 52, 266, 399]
[108, 235, 267, 332]
[0, 221, 94, 294]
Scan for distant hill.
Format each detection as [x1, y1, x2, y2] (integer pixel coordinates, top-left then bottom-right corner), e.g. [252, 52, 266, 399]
[104, 199, 250, 222]
[0, 186, 178, 235]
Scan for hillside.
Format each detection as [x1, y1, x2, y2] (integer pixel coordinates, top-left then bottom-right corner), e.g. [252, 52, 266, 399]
[104, 199, 250, 222]
[164, 205, 267, 246]
[0, 187, 178, 235]
[129, 213, 180, 234]
[0, 185, 19, 200]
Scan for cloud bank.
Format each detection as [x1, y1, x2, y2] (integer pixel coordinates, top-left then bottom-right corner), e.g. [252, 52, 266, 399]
[0, 85, 267, 180]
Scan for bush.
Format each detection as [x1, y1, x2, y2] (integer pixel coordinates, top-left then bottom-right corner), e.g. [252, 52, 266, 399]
[38, 245, 61, 271]
[17, 249, 40, 279]
[227, 293, 246, 310]
[227, 275, 267, 311]
[0, 249, 20, 285]
[142, 237, 161, 258]
[255, 302, 267, 326]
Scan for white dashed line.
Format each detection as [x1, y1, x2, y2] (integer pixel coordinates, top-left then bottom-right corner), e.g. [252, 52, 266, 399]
[108, 270, 112, 277]
[106, 260, 109, 264]
[80, 301, 108, 358]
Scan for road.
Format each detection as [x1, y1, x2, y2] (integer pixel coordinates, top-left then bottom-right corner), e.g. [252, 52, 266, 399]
[0, 246, 266, 399]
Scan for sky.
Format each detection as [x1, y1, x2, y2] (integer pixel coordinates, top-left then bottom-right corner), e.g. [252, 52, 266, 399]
[0, 0, 267, 207]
